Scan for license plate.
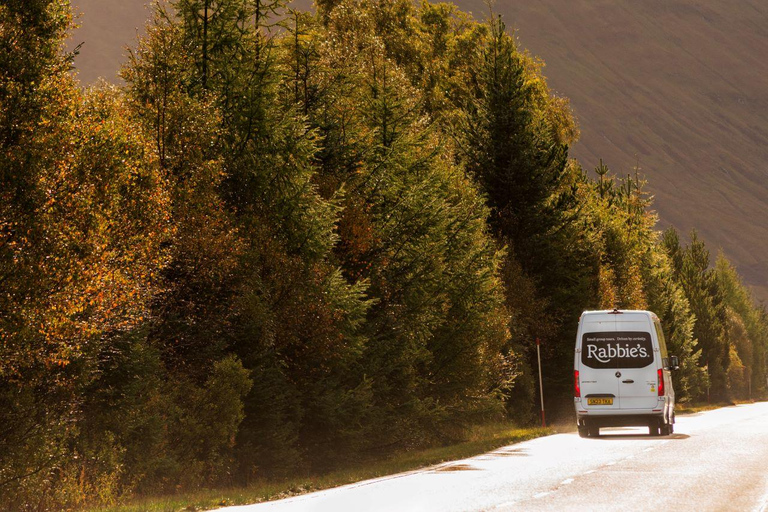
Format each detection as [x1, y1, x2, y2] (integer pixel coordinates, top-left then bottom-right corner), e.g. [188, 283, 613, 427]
[587, 397, 613, 406]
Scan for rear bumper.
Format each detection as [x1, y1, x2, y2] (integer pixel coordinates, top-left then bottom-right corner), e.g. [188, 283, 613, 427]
[576, 407, 662, 416]
[575, 398, 675, 427]
[577, 413, 663, 428]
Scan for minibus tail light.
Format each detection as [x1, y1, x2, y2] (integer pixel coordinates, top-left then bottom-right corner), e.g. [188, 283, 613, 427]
[657, 369, 664, 396]
[574, 370, 581, 398]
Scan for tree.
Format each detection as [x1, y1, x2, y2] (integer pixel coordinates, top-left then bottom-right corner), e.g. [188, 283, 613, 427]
[285, 0, 512, 447]
[451, 14, 595, 412]
[663, 229, 729, 401]
[716, 253, 768, 398]
[642, 245, 705, 402]
[461, 16, 577, 263]
[126, 0, 375, 478]
[1, 2, 169, 505]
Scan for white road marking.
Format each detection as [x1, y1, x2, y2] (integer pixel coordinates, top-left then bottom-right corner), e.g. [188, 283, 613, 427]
[533, 491, 552, 499]
[560, 478, 574, 485]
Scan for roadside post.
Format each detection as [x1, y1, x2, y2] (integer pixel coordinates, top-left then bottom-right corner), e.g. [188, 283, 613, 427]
[537, 338, 545, 428]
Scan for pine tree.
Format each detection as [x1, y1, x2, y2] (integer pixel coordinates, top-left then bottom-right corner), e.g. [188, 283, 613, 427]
[642, 247, 705, 402]
[664, 229, 730, 400]
[134, 0, 375, 477]
[285, 0, 511, 447]
[716, 253, 768, 398]
[454, 14, 589, 408]
[461, 16, 577, 264]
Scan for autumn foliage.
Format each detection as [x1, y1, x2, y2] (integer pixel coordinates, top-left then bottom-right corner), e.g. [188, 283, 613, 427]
[1, 0, 767, 509]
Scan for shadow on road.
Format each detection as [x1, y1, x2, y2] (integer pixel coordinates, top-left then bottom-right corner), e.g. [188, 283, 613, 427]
[434, 463, 480, 472]
[489, 448, 530, 457]
[594, 431, 690, 441]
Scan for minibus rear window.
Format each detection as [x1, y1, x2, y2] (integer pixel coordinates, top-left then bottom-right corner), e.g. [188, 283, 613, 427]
[581, 332, 654, 369]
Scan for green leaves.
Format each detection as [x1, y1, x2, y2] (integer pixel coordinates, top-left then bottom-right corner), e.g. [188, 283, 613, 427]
[3, 0, 767, 508]
[716, 253, 768, 398]
[1, 2, 170, 505]
[279, 0, 511, 449]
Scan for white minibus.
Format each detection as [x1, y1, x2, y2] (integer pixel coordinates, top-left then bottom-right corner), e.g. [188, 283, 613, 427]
[574, 310, 678, 437]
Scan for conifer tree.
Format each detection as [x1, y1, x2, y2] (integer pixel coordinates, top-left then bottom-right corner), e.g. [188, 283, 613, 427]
[462, 16, 577, 263]
[663, 229, 730, 400]
[642, 247, 705, 401]
[285, 0, 511, 446]
[455, 14, 594, 408]
[127, 0, 373, 477]
[716, 253, 768, 398]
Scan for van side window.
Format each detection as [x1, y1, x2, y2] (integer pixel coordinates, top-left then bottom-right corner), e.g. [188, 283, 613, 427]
[653, 319, 669, 359]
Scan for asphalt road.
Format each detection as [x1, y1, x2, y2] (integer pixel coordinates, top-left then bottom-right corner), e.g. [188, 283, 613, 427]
[223, 401, 768, 512]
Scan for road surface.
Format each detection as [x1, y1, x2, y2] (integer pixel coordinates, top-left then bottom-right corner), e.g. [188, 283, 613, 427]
[222, 401, 768, 511]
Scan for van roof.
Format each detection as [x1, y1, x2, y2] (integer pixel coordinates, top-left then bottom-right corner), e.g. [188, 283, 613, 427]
[582, 309, 654, 315]
[581, 310, 659, 321]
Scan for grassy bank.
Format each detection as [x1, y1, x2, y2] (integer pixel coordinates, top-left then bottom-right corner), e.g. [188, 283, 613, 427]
[676, 398, 764, 415]
[676, 402, 732, 415]
[87, 424, 552, 512]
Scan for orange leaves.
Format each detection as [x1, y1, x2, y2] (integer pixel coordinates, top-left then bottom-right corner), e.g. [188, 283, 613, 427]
[338, 197, 376, 262]
[1, 67, 171, 389]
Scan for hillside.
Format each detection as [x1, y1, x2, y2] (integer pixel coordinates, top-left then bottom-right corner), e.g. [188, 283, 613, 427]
[9, 1, 768, 507]
[66, 0, 768, 301]
[484, 0, 768, 302]
[68, 0, 152, 84]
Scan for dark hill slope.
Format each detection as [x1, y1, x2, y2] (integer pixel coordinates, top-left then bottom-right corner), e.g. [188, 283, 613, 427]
[68, 0, 151, 84]
[67, 0, 768, 300]
[472, 0, 768, 301]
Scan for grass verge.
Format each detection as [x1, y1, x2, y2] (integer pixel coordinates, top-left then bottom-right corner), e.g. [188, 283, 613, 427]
[87, 424, 552, 512]
[676, 398, 762, 415]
